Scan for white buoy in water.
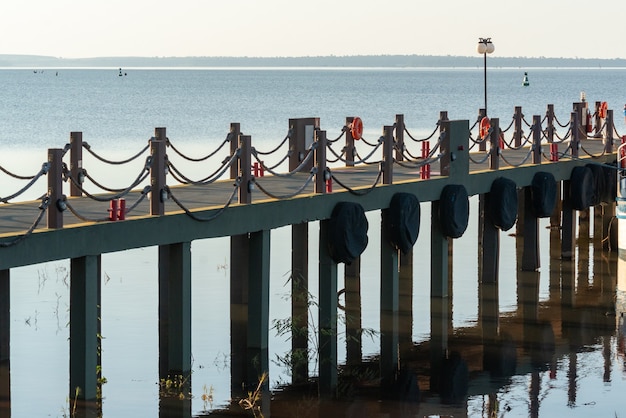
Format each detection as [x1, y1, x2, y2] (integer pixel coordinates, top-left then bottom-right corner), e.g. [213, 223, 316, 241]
[522, 72, 529, 86]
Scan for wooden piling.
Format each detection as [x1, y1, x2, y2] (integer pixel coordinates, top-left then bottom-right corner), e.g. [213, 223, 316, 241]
[69, 255, 101, 400]
[521, 187, 541, 271]
[247, 230, 270, 388]
[291, 223, 309, 382]
[318, 219, 338, 396]
[0, 270, 8, 362]
[380, 207, 399, 385]
[158, 242, 192, 379]
[561, 180, 576, 260]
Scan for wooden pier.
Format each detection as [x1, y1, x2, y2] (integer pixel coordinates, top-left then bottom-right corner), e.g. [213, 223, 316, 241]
[0, 104, 623, 413]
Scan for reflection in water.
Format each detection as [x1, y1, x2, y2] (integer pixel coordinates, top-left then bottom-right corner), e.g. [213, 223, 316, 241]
[4, 217, 625, 417]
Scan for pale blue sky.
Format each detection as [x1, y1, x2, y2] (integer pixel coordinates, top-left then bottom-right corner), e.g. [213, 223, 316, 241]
[1, 0, 624, 59]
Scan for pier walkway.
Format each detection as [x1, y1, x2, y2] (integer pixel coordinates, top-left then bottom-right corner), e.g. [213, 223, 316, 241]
[0, 103, 624, 410]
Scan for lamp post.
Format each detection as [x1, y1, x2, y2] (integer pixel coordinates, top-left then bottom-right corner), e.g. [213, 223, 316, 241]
[477, 37, 495, 116]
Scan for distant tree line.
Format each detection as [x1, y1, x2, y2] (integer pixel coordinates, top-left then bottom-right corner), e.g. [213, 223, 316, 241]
[1, 54, 625, 68]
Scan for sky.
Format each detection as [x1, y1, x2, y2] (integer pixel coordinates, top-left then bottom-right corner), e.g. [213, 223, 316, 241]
[2, 0, 624, 60]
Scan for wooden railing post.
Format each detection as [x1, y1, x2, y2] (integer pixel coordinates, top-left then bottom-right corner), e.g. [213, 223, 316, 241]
[47, 148, 64, 229]
[69, 132, 83, 197]
[605, 109, 614, 153]
[546, 104, 555, 144]
[394, 114, 404, 163]
[150, 128, 167, 216]
[229, 123, 241, 179]
[345, 117, 355, 167]
[314, 129, 327, 194]
[289, 118, 319, 172]
[489, 118, 500, 170]
[513, 106, 523, 147]
[478, 108, 487, 151]
[382, 125, 394, 184]
[570, 112, 579, 159]
[594, 101, 602, 138]
[532, 115, 542, 164]
[238, 134, 252, 204]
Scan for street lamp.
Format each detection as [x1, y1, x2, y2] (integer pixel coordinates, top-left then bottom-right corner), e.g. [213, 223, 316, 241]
[477, 37, 495, 116]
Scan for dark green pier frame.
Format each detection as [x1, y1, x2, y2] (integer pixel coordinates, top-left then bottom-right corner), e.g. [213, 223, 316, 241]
[0, 112, 619, 410]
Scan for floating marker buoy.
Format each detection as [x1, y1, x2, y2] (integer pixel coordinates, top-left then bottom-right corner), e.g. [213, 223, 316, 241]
[522, 72, 529, 87]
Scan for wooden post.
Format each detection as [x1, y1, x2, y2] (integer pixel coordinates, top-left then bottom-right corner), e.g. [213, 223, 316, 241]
[238, 135, 252, 204]
[70, 132, 83, 197]
[345, 116, 356, 167]
[291, 223, 309, 383]
[522, 187, 541, 271]
[47, 148, 64, 229]
[513, 106, 523, 147]
[247, 231, 270, 387]
[314, 129, 327, 194]
[0, 270, 8, 362]
[229, 123, 241, 179]
[546, 104, 555, 144]
[69, 255, 101, 401]
[380, 208, 399, 386]
[382, 125, 394, 184]
[488, 118, 500, 170]
[532, 115, 542, 164]
[561, 180, 576, 260]
[230, 233, 249, 393]
[318, 219, 338, 396]
[158, 242, 192, 380]
[289, 118, 319, 172]
[439, 119, 469, 180]
[570, 112, 579, 159]
[481, 193, 500, 284]
[605, 109, 614, 153]
[345, 259, 362, 366]
[150, 128, 167, 216]
[478, 108, 487, 151]
[594, 101, 602, 138]
[394, 114, 405, 163]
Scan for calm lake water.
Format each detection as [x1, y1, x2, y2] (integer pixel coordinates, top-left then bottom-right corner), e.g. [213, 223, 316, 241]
[1, 67, 626, 417]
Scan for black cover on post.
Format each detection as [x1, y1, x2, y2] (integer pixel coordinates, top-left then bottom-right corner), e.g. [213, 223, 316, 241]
[439, 184, 469, 239]
[585, 163, 605, 206]
[327, 202, 369, 264]
[488, 177, 518, 231]
[530, 172, 557, 218]
[570, 166, 595, 210]
[387, 192, 421, 254]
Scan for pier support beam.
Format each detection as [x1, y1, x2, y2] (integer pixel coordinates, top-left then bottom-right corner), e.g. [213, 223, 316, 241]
[69, 255, 101, 401]
[430, 200, 449, 392]
[247, 230, 270, 386]
[319, 219, 338, 397]
[345, 258, 362, 366]
[521, 187, 541, 271]
[230, 231, 270, 393]
[291, 223, 309, 383]
[0, 270, 8, 362]
[158, 242, 192, 380]
[561, 180, 576, 260]
[380, 209, 399, 386]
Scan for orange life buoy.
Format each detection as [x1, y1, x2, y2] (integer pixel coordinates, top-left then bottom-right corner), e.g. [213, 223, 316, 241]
[351, 117, 363, 140]
[599, 101, 608, 118]
[479, 116, 491, 139]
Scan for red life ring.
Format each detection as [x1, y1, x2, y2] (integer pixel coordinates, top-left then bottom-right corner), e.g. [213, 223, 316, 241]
[479, 116, 491, 139]
[351, 117, 363, 140]
[599, 101, 608, 118]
